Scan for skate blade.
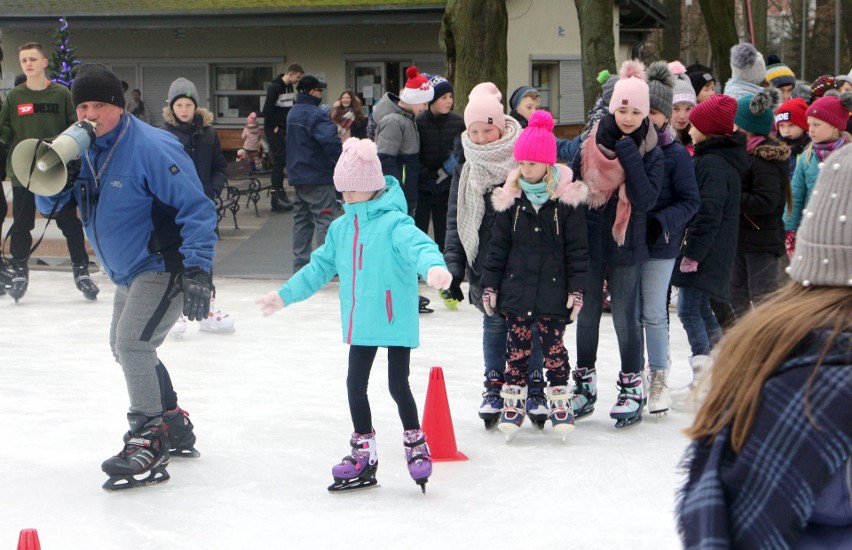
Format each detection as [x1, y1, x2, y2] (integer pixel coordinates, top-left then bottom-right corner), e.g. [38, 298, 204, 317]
[170, 447, 201, 458]
[479, 413, 500, 430]
[415, 478, 428, 494]
[497, 422, 521, 442]
[199, 326, 236, 334]
[102, 467, 170, 492]
[529, 415, 547, 430]
[614, 416, 643, 429]
[327, 478, 379, 493]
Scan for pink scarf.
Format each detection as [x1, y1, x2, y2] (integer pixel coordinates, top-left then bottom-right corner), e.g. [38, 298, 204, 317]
[746, 135, 766, 153]
[582, 126, 631, 245]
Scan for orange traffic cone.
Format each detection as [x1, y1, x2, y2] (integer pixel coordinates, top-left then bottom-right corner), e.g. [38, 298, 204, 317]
[421, 366, 468, 462]
[17, 529, 40, 550]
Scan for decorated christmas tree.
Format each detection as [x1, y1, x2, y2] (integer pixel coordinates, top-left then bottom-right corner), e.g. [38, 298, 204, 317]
[49, 18, 80, 87]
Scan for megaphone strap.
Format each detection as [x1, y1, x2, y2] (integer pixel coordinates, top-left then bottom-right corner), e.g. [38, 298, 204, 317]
[25, 139, 45, 192]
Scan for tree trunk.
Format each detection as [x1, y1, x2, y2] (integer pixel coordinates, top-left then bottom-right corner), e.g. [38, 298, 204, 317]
[698, 0, 739, 86]
[662, 0, 683, 62]
[574, 0, 616, 115]
[807, 0, 836, 77]
[750, 0, 768, 54]
[842, 0, 852, 71]
[439, 0, 508, 113]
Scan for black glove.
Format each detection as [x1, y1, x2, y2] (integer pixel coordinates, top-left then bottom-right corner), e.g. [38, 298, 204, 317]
[647, 217, 663, 246]
[448, 278, 464, 302]
[179, 267, 213, 321]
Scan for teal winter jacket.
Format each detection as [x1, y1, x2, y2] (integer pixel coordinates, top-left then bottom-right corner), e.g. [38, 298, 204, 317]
[278, 177, 447, 348]
[783, 146, 822, 232]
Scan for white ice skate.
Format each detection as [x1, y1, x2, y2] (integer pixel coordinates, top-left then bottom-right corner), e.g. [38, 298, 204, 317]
[168, 315, 187, 339]
[199, 301, 235, 334]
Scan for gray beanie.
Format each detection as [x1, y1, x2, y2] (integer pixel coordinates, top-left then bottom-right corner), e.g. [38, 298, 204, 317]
[788, 145, 852, 287]
[601, 74, 619, 104]
[673, 74, 697, 105]
[167, 77, 199, 109]
[646, 61, 675, 118]
[730, 43, 766, 85]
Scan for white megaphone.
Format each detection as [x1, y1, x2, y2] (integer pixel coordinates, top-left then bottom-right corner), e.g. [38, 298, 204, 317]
[10, 120, 97, 196]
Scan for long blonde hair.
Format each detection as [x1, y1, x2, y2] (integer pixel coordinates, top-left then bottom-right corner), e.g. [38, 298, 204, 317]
[508, 164, 560, 197]
[686, 282, 852, 453]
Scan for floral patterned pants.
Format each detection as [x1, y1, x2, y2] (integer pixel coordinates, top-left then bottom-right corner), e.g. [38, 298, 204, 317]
[505, 315, 570, 387]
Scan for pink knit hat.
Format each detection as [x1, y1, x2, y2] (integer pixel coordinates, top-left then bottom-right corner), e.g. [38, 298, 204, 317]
[514, 110, 556, 164]
[246, 112, 257, 127]
[689, 93, 737, 136]
[399, 66, 434, 105]
[608, 60, 650, 117]
[333, 138, 386, 192]
[464, 82, 505, 129]
[806, 94, 851, 131]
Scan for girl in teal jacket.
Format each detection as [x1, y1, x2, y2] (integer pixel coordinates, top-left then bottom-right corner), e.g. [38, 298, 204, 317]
[258, 138, 451, 494]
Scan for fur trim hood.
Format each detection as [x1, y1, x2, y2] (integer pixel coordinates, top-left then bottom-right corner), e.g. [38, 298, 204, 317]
[161, 106, 214, 127]
[491, 163, 588, 212]
[752, 136, 791, 161]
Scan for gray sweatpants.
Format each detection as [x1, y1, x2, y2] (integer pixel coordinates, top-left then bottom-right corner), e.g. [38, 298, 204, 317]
[292, 184, 338, 272]
[109, 271, 183, 417]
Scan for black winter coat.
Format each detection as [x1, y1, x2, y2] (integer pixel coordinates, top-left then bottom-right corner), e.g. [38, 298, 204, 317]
[738, 137, 790, 255]
[671, 132, 749, 301]
[480, 167, 590, 320]
[648, 132, 701, 259]
[415, 109, 465, 195]
[161, 108, 228, 199]
[572, 117, 665, 266]
[262, 74, 295, 133]
[443, 143, 498, 315]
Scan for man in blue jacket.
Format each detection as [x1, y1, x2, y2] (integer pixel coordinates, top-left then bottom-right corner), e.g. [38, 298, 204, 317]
[286, 75, 342, 272]
[36, 64, 218, 491]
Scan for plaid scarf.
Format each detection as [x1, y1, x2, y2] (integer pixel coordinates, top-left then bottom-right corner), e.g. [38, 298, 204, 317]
[457, 117, 521, 264]
[677, 329, 852, 549]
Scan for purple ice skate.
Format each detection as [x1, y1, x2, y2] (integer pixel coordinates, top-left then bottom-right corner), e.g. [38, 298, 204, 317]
[403, 428, 432, 493]
[328, 430, 378, 493]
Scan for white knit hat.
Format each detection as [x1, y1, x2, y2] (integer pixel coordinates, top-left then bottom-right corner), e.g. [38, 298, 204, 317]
[399, 66, 434, 105]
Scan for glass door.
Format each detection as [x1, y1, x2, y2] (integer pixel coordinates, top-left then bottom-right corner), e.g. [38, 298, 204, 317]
[349, 62, 385, 117]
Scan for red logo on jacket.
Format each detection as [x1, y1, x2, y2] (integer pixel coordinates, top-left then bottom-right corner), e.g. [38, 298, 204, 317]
[17, 104, 34, 115]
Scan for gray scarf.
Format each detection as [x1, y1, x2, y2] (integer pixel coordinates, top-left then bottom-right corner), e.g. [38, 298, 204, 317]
[457, 116, 521, 264]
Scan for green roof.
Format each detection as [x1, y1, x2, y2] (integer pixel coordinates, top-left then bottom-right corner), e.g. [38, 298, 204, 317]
[0, 0, 445, 17]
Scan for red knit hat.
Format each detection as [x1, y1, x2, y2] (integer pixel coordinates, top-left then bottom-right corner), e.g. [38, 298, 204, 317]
[774, 98, 808, 132]
[689, 94, 737, 136]
[399, 66, 434, 105]
[514, 110, 556, 164]
[806, 94, 851, 131]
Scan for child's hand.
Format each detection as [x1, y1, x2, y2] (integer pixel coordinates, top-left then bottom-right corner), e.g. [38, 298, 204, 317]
[426, 266, 453, 290]
[785, 230, 796, 259]
[679, 257, 699, 273]
[566, 291, 584, 322]
[256, 291, 285, 317]
[482, 287, 498, 316]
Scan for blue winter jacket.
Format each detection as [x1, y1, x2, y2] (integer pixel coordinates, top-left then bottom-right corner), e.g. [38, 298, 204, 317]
[285, 93, 342, 186]
[648, 133, 700, 259]
[37, 114, 217, 286]
[278, 177, 447, 348]
[784, 146, 823, 232]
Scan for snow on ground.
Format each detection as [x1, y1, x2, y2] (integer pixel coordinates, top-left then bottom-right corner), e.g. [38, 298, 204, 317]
[1, 271, 695, 549]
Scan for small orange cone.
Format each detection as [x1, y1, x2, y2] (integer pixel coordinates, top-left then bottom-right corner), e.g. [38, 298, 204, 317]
[17, 529, 40, 550]
[421, 366, 468, 462]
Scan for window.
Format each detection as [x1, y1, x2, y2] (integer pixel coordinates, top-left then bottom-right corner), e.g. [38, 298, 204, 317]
[532, 62, 556, 112]
[213, 64, 273, 124]
[530, 56, 585, 125]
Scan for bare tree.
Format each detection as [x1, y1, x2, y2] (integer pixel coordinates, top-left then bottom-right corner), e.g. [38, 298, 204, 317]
[574, 0, 617, 114]
[662, 0, 683, 62]
[439, 0, 508, 113]
[844, 0, 852, 68]
[748, 0, 768, 53]
[699, 0, 739, 85]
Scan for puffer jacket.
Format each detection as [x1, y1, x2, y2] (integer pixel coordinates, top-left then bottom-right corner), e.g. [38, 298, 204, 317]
[671, 132, 749, 301]
[278, 177, 446, 348]
[415, 108, 465, 195]
[373, 92, 421, 206]
[738, 137, 790, 255]
[784, 134, 851, 231]
[161, 107, 228, 199]
[480, 165, 590, 320]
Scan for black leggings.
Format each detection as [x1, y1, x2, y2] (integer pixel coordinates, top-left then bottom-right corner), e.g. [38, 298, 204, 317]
[347, 345, 420, 434]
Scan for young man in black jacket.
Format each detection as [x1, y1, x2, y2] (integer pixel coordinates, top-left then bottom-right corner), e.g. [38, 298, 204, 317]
[262, 63, 303, 212]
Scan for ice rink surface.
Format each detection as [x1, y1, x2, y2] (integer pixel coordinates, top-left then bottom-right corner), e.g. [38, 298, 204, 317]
[1, 271, 697, 549]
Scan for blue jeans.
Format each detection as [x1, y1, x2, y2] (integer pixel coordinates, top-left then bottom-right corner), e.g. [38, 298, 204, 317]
[676, 286, 722, 357]
[639, 258, 675, 372]
[576, 260, 643, 374]
[482, 314, 543, 388]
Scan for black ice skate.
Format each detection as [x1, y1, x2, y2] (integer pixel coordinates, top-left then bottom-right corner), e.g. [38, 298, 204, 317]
[163, 406, 200, 458]
[102, 414, 170, 492]
[8, 262, 28, 303]
[526, 382, 549, 430]
[73, 263, 100, 301]
[418, 294, 433, 314]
